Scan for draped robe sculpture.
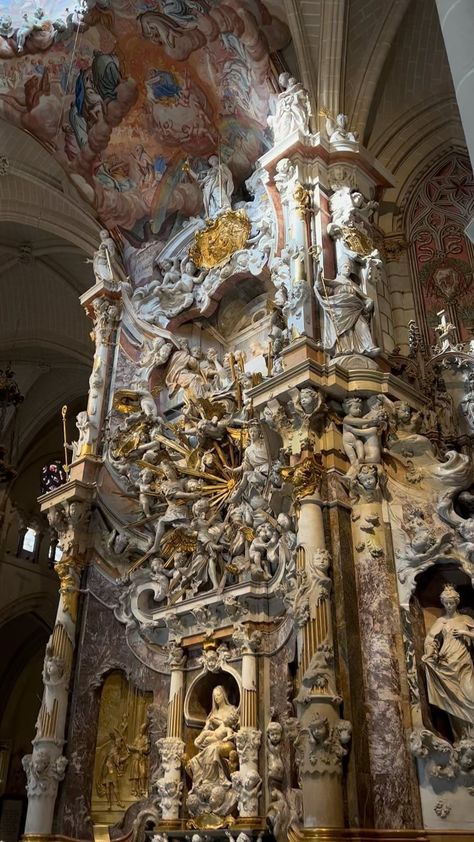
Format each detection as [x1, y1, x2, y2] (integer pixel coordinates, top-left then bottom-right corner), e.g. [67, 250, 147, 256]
[186, 685, 239, 817]
[422, 584, 474, 739]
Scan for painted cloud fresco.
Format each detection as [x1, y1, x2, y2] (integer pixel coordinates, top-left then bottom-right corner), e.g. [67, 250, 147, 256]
[0, 1, 289, 248]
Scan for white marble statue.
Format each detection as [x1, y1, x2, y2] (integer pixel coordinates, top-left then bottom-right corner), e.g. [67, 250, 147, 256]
[90, 230, 116, 284]
[68, 411, 95, 461]
[342, 397, 387, 467]
[329, 186, 378, 230]
[188, 156, 234, 218]
[422, 583, 474, 739]
[186, 685, 239, 816]
[133, 257, 207, 323]
[165, 340, 209, 400]
[314, 261, 380, 358]
[229, 421, 270, 503]
[268, 73, 312, 142]
[16, 8, 46, 52]
[325, 113, 358, 143]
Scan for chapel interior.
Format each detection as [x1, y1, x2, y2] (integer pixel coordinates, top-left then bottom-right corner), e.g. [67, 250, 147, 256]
[0, 2, 474, 842]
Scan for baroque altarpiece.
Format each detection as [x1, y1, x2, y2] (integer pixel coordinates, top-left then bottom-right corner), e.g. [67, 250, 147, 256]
[4, 3, 474, 841]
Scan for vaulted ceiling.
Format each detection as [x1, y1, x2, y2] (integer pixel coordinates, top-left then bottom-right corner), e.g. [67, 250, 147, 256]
[0, 123, 97, 516]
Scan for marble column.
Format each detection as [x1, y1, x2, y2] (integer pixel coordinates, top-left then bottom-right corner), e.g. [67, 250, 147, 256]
[235, 636, 262, 818]
[155, 646, 186, 821]
[71, 286, 120, 479]
[23, 555, 84, 833]
[435, 0, 474, 241]
[349, 468, 421, 827]
[293, 478, 348, 828]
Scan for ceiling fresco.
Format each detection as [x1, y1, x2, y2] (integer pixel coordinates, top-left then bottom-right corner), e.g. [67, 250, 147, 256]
[0, 1, 289, 247]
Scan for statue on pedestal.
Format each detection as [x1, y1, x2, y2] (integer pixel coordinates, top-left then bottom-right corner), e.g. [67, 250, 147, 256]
[188, 156, 234, 219]
[422, 584, 474, 740]
[89, 230, 116, 285]
[325, 113, 358, 143]
[268, 73, 312, 143]
[186, 685, 239, 817]
[314, 261, 380, 359]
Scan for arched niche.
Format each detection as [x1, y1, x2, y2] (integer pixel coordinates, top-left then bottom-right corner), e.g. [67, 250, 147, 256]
[91, 669, 152, 824]
[184, 666, 241, 730]
[410, 562, 474, 742]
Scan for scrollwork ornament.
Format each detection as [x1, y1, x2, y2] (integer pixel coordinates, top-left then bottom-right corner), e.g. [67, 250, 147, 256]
[280, 456, 322, 502]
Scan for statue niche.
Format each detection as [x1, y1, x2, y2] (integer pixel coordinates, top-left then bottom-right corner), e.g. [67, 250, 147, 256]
[413, 568, 474, 742]
[185, 671, 240, 819]
[91, 671, 152, 822]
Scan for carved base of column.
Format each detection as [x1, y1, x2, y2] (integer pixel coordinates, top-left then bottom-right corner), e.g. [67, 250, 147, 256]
[289, 829, 473, 842]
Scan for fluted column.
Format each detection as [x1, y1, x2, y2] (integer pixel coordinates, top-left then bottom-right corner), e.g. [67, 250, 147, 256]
[23, 499, 89, 837]
[155, 645, 186, 822]
[293, 480, 349, 829]
[241, 646, 258, 729]
[234, 631, 261, 819]
[275, 442, 349, 829]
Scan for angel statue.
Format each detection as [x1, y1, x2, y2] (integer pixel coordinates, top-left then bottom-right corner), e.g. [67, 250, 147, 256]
[314, 261, 380, 358]
[134, 256, 206, 321]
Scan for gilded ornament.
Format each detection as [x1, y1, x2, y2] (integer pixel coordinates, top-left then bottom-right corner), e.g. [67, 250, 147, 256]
[160, 526, 197, 560]
[340, 224, 373, 256]
[55, 558, 83, 622]
[293, 182, 311, 219]
[92, 673, 152, 821]
[112, 427, 149, 460]
[189, 209, 251, 269]
[186, 815, 236, 830]
[113, 389, 144, 414]
[281, 456, 322, 501]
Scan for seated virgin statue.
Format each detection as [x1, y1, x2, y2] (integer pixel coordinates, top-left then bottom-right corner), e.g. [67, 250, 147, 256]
[186, 685, 239, 817]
